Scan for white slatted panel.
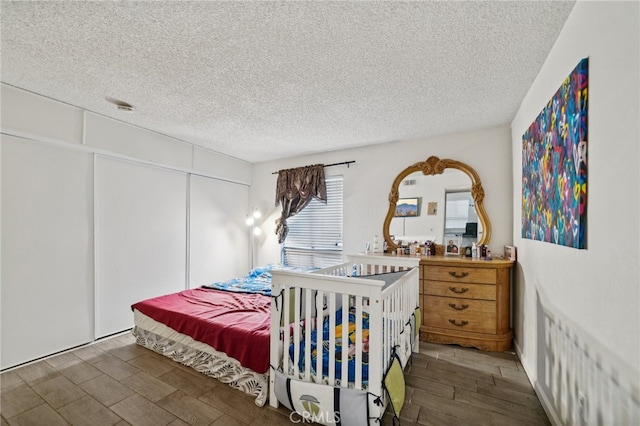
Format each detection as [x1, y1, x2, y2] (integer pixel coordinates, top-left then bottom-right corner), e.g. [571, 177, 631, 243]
[269, 256, 420, 422]
[293, 288, 301, 377]
[282, 286, 291, 373]
[328, 294, 337, 386]
[354, 296, 363, 388]
[315, 290, 324, 384]
[304, 290, 313, 382]
[341, 293, 349, 386]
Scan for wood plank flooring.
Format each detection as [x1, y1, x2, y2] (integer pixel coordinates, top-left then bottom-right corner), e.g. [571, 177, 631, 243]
[1, 333, 550, 425]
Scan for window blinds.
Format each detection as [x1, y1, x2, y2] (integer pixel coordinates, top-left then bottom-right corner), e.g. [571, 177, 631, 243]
[283, 175, 343, 268]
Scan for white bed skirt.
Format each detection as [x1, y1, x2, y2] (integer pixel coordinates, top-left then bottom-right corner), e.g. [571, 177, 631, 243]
[132, 309, 269, 406]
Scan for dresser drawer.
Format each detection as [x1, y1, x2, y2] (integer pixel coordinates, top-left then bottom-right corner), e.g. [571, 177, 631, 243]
[423, 265, 497, 284]
[423, 280, 496, 301]
[423, 295, 496, 334]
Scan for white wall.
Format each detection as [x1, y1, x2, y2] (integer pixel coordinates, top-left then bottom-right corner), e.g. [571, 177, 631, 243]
[511, 0, 639, 389]
[1, 84, 252, 368]
[251, 125, 514, 266]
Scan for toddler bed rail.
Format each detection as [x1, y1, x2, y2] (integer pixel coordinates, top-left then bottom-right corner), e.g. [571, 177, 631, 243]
[269, 254, 420, 424]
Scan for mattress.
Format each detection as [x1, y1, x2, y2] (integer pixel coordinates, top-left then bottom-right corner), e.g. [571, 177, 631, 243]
[131, 287, 270, 373]
[133, 309, 230, 358]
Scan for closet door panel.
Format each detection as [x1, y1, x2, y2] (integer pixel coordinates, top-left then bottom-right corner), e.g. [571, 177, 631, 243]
[1, 136, 94, 369]
[189, 175, 249, 287]
[95, 156, 187, 338]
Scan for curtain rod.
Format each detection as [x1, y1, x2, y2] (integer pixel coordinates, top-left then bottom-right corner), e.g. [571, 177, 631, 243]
[271, 160, 356, 174]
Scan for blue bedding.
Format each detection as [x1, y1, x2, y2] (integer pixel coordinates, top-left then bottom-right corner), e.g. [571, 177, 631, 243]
[202, 265, 315, 296]
[202, 265, 276, 296]
[291, 307, 370, 384]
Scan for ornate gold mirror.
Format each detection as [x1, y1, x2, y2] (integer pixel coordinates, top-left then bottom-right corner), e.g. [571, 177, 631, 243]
[383, 156, 491, 252]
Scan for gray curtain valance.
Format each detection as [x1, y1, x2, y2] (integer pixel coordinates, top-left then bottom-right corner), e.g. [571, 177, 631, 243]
[275, 164, 327, 243]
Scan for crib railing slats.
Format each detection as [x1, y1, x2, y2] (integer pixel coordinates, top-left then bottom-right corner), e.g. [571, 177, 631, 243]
[382, 296, 388, 372]
[293, 287, 301, 378]
[392, 289, 397, 351]
[282, 286, 291, 374]
[304, 289, 312, 383]
[367, 286, 383, 410]
[315, 290, 324, 384]
[269, 255, 420, 425]
[355, 296, 363, 389]
[328, 294, 336, 386]
[341, 293, 349, 388]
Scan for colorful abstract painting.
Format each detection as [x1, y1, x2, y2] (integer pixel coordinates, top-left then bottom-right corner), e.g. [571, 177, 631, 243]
[522, 58, 588, 249]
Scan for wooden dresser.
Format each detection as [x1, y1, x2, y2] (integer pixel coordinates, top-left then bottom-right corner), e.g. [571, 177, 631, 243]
[419, 256, 514, 351]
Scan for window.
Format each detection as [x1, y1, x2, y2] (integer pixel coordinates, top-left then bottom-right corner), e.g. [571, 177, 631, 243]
[444, 190, 481, 247]
[445, 198, 470, 230]
[283, 175, 343, 268]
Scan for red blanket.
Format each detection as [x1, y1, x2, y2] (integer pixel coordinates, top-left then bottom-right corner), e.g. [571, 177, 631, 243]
[132, 288, 270, 373]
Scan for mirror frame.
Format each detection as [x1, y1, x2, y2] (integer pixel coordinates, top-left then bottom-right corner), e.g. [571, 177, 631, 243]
[383, 155, 491, 252]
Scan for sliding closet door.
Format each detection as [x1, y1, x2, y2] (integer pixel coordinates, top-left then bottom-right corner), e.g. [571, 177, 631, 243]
[1, 136, 94, 369]
[95, 156, 187, 338]
[189, 174, 249, 287]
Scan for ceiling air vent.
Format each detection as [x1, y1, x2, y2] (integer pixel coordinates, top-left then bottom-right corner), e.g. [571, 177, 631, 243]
[106, 97, 135, 113]
[403, 179, 417, 186]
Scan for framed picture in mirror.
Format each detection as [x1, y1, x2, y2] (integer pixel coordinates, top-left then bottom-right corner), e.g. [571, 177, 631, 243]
[394, 197, 421, 217]
[445, 236, 461, 256]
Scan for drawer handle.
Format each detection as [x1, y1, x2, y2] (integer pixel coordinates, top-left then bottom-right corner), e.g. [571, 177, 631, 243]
[448, 303, 469, 311]
[449, 319, 469, 327]
[449, 271, 469, 278]
[448, 286, 469, 294]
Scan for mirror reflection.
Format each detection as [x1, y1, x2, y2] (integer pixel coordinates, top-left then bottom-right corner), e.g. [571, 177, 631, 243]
[389, 170, 482, 246]
[383, 156, 491, 253]
[443, 190, 481, 247]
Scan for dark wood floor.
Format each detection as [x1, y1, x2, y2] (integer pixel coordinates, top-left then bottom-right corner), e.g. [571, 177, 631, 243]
[1, 332, 550, 425]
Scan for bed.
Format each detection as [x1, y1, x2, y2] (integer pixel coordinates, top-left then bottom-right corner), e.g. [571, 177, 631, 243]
[131, 254, 420, 423]
[131, 265, 279, 406]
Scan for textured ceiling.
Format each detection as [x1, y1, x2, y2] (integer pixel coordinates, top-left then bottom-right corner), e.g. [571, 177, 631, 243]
[1, 1, 575, 163]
